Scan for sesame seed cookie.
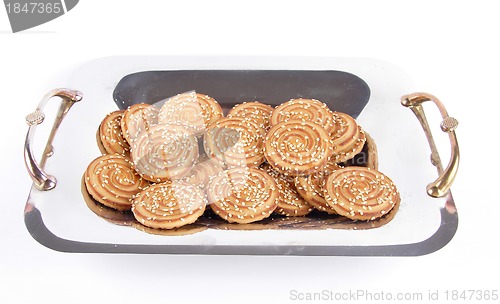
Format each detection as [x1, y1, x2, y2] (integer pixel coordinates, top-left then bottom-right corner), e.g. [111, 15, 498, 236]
[323, 167, 400, 220]
[269, 98, 336, 134]
[97, 110, 130, 156]
[204, 117, 266, 168]
[264, 120, 334, 176]
[207, 167, 279, 224]
[84, 154, 149, 211]
[261, 163, 313, 217]
[228, 101, 274, 131]
[294, 162, 343, 214]
[158, 92, 223, 136]
[132, 182, 207, 229]
[121, 103, 159, 145]
[131, 124, 199, 183]
[329, 112, 366, 163]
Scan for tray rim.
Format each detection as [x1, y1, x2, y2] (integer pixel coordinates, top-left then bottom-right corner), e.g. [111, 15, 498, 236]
[24, 192, 458, 255]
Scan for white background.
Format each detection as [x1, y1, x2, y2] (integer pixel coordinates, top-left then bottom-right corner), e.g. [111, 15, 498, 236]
[1, 1, 498, 303]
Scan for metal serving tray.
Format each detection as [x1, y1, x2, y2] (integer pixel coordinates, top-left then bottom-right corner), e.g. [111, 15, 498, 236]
[23, 57, 459, 255]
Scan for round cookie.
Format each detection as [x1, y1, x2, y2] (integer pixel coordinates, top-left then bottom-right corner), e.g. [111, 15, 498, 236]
[342, 131, 378, 170]
[196, 93, 224, 126]
[323, 167, 400, 220]
[207, 167, 279, 224]
[294, 162, 342, 214]
[84, 154, 149, 211]
[228, 101, 274, 131]
[121, 103, 159, 145]
[264, 120, 334, 176]
[329, 112, 366, 163]
[180, 156, 225, 188]
[262, 164, 313, 217]
[131, 124, 199, 183]
[204, 117, 265, 168]
[158, 92, 224, 136]
[132, 182, 207, 229]
[97, 110, 130, 155]
[269, 98, 336, 134]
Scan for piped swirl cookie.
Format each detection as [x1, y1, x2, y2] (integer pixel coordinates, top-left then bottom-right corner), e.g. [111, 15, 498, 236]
[180, 156, 225, 188]
[330, 112, 366, 163]
[196, 93, 224, 126]
[131, 124, 199, 183]
[323, 167, 400, 220]
[228, 101, 274, 131]
[270, 98, 335, 134]
[294, 162, 342, 214]
[121, 103, 159, 145]
[204, 117, 265, 168]
[158, 92, 224, 136]
[207, 167, 279, 223]
[262, 164, 313, 217]
[132, 182, 207, 229]
[264, 120, 334, 176]
[84, 154, 149, 211]
[97, 110, 130, 155]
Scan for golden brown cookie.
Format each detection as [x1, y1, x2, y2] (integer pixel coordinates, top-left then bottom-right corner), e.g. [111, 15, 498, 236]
[342, 131, 378, 170]
[323, 167, 400, 220]
[121, 103, 159, 145]
[207, 167, 279, 223]
[330, 112, 366, 163]
[269, 98, 335, 134]
[97, 110, 131, 155]
[261, 164, 313, 217]
[196, 93, 224, 126]
[204, 117, 266, 168]
[84, 154, 149, 211]
[264, 120, 334, 176]
[158, 92, 224, 136]
[228, 101, 274, 131]
[131, 124, 199, 183]
[294, 162, 342, 214]
[180, 156, 225, 188]
[132, 182, 207, 229]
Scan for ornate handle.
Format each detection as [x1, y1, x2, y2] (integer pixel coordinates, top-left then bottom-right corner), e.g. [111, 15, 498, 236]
[24, 89, 83, 191]
[401, 92, 459, 198]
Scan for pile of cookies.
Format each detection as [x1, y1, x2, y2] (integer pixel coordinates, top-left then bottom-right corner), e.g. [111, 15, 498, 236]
[84, 92, 400, 232]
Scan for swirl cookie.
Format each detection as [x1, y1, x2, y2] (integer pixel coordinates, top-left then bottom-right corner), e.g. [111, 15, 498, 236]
[84, 154, 149, 211]
[294, 162, 342, 214]
[158, 92, 224, 136]
[323, 167, 400, 220]
[97, 110, 131, 155]
[197, 93, 224, 126]
[180, 156, 225, 188]
[228, 101, 274, 131]
[131, 124, 199, 183]
[132, 182, 207, 229]
[207, 167, 279, 223]
[264, 120, 334, 176]
[330, 112, 366, 163]
[270, 98, 335, 134]
[121, 103, 159, 145]
[262, 164, 313, 217]
[342, 131, 378, 170]
[204, 117, 266, 168]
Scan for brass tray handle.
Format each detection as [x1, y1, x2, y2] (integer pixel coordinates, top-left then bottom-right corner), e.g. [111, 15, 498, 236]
[401, 92, 459, 198]
[24, 89, 83, 191]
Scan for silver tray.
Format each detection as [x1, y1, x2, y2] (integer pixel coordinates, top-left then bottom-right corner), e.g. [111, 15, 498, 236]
[23, 57, 459, 255]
